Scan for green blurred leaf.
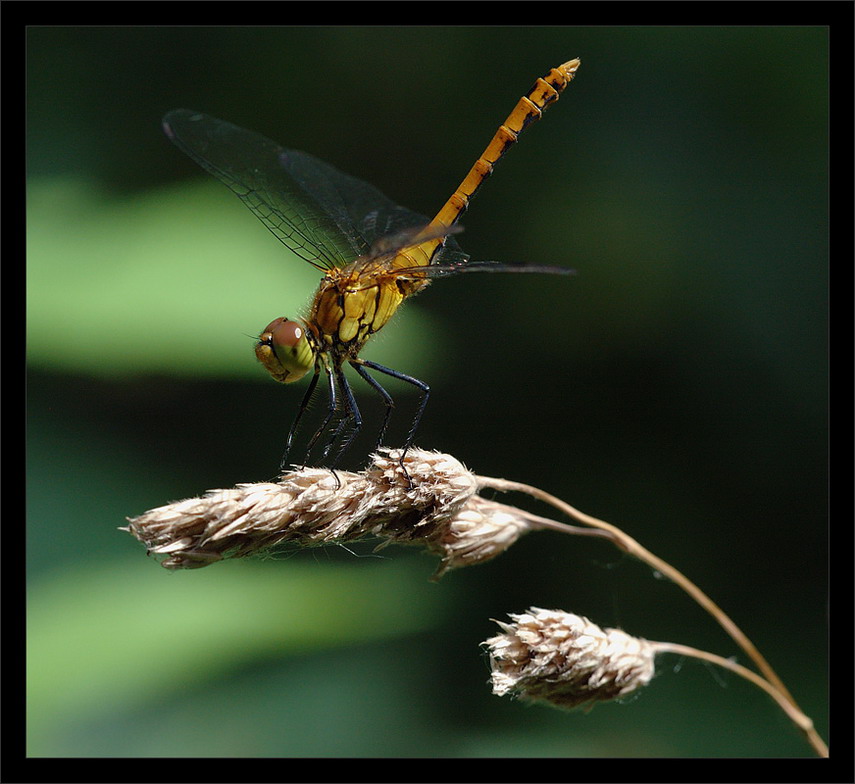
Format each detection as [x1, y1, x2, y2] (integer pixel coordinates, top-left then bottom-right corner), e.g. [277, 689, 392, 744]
[26, 177, 445, 379]
[27, 559, 444, 754]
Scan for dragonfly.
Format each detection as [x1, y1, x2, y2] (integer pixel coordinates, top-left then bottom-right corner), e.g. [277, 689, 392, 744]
[163, 58, 580, 473]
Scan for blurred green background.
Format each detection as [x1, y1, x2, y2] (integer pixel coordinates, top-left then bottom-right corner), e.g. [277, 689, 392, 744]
[27, 26, 828, 758]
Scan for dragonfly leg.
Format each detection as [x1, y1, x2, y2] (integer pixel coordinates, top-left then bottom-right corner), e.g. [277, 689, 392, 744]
[280, 366, 321, 471]
[324, 366, 363, 469]
[356, 359, 430, 483]
[350, 359, 394, 452]
[304, 362, 338, 465]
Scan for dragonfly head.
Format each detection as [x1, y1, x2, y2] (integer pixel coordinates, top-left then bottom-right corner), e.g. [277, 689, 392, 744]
[255, 317, 314, 384]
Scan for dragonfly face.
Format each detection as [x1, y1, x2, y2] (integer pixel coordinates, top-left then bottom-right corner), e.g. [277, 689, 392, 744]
[163, 58, 581, 473]
[255, 317, 314, 384]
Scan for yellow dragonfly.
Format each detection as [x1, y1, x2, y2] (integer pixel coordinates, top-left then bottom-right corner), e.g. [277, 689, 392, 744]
[163, 58, 580, 471]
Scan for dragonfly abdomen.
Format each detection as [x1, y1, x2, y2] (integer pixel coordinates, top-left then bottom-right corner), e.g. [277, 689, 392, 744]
[429, 59, 581, 234]
[360, 60, 582, 279]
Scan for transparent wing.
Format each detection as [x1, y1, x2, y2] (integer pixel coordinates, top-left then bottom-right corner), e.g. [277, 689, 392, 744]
[163, 109, 452, 270]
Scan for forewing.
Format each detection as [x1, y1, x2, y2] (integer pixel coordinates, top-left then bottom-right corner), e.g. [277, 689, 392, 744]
[164, 110, 426, 269]
[279, 146, 436, 255]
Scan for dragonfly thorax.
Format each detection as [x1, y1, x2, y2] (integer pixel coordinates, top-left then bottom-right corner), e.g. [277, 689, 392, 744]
[255, 317, 314, 384]
[309, 262, 424, 358]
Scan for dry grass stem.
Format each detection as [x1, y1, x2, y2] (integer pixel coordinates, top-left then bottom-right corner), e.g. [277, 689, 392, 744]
[124, 448, 826, 756]
[479, 475, 827, 757]
[124, 449, 555, 578]
[479, 476, 797, 700]
[484, 609, 827, 758]
[651, 641, 827, 755]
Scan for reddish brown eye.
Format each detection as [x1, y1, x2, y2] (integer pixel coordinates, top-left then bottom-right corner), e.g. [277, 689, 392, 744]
[256, 315, 312, 385]
[263, 318, 304, 348]
[261, 317, 286, 337]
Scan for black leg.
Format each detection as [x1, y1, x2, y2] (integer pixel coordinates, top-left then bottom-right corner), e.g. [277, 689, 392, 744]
[356, 359, 430, 476]
[280, 367, 320, 471]
[324, 366, 363, 468]
[303, 362, 338, 464]
[350, 359, 394, 452]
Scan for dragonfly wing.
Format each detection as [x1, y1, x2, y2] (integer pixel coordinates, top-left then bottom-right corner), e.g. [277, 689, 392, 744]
[281, 149, 433, 253]
[163, 110, 445, 270]
[278, 146, 473, 268]
[431, 239, 470, 267]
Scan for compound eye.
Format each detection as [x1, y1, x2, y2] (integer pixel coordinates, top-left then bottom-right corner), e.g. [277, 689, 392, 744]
[256, 317, 313, 384]
[261, 317, 286, 338]
[264, 318, 305, 348]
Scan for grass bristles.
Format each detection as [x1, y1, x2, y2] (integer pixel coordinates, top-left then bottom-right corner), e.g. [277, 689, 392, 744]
[124, 447, 827, 756]
[123, 448, 580, 578]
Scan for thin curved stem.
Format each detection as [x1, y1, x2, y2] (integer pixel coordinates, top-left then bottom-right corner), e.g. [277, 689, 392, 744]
[489, 501, 617, 542]
[479, 476, 793, 700]
[477, 475, 828, 755]
[651, 641, 828, 758]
